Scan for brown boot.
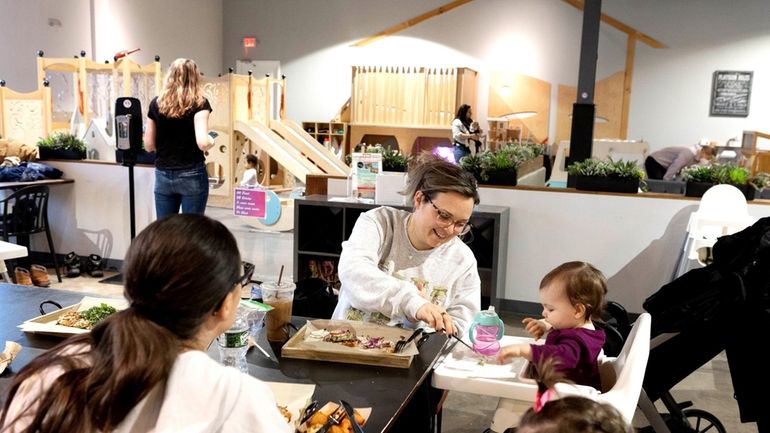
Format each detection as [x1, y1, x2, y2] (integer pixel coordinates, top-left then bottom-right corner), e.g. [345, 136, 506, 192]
[30, 264, 51, 287]
[14, 267, 32, 286]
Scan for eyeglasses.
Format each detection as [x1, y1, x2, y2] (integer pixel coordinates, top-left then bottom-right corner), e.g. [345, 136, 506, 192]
[236, 265, 255, 287]
[424, 195, 472, 236]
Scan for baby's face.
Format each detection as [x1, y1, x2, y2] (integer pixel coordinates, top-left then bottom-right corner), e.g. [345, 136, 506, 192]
[539, 281, 585, 330]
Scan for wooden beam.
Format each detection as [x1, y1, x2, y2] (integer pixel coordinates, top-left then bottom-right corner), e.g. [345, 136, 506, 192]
[620, 34, 636, 139]
[351, 0, 474, 47]
[561, 0, 668, 48]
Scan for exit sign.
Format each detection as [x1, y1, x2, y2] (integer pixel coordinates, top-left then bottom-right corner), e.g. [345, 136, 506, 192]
[243, 37, 257, 48]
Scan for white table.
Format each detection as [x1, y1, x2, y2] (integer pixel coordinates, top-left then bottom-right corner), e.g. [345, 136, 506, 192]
[0, 241, 28, 283]
[432, 335, 538, 432]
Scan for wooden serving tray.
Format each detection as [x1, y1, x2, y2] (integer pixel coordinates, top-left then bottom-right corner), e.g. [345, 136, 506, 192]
[281, 320, 418, 369]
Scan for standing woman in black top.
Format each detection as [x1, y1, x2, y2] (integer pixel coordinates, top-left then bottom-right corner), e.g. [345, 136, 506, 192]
[144, 58, 213, 219]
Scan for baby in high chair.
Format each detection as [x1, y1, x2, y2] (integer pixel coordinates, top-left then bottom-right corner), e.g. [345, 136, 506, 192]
[497, 261, 607, 390]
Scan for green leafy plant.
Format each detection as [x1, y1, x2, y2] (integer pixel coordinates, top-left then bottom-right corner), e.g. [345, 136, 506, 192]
[379, 146, 411, 172]
[681, 164, 752, 186]
[567, 157, 646, 180]
[36, 132, 86, 152]
[750, 172, 770, 191]
[471, 142, 545, 182]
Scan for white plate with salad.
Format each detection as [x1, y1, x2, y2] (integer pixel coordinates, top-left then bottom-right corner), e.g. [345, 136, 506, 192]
[19, 296, 128, 337]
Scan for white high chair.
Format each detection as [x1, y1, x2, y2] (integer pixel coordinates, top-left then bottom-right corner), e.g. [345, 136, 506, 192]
[672, 184, 756, 279]
[552, 313, 652, 424]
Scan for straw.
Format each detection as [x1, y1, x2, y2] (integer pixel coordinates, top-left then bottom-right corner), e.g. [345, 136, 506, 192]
[277, 265, 284, 286]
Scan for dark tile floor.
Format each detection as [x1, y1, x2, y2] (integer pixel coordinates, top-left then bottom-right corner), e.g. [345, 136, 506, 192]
[42, 207, 755, 433]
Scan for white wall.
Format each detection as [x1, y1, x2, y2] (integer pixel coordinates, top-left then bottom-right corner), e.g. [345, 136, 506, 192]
[0, 0, 91, 90]
[32, 161, 156, 264]
[222, 0, 627, 134]
[479, 187, 770, 314]
[0, 0, 223, 92]
[223, 0, 770, 151]
[603, 0, 770, 148]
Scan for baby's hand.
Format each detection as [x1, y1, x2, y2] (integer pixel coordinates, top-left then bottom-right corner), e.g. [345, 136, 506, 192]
[522, 317, 547, 340]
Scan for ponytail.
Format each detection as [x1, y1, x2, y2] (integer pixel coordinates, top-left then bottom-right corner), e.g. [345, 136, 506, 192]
[2, 309, 179, 432]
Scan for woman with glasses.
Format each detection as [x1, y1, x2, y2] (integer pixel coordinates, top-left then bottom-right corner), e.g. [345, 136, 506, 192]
[1, 215, 291, 433]
[332, 153, 481, 338]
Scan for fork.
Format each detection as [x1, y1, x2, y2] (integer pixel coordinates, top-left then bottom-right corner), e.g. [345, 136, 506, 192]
[317, 405, 345, 433]
[394, 328, 424, 353]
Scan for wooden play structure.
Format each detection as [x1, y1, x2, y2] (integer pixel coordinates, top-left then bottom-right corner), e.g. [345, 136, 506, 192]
[349, 66, 477, 154]
[1, 51, 347, 232]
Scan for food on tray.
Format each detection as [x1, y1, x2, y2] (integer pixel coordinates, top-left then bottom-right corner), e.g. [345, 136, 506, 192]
[306, 326, 396, 352]
[306, 404, 365, 433]
[55, 303, 118, 330]
[277, 404, 291, 422]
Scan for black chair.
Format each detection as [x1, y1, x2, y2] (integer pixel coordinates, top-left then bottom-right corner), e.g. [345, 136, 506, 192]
[0, 185, 61, 282]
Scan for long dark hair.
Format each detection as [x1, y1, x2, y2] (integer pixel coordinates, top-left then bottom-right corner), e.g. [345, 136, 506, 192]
[454, 104, 472, 130]
[1, 215, 241, 432]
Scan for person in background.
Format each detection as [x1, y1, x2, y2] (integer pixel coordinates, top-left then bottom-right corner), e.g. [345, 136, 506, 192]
[239, 153, 260, 187]
[0, 215, 291, 433]
[497, 261, 607, 391]
[645, 144, 717, 181]
[451, 104, 480, 164]
[144, 58, 214, 219]
[332, 152, 481, 337]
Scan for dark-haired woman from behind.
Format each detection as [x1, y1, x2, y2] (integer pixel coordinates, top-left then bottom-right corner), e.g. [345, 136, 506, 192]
[1, 214, 291, 433]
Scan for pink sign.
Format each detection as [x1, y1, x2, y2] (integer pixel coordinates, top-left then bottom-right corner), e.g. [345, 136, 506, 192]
[233, 187, 266, 218]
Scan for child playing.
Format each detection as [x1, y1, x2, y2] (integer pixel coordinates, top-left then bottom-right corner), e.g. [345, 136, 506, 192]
[497, 261, 607, 390]
[240, 153, 260, 187]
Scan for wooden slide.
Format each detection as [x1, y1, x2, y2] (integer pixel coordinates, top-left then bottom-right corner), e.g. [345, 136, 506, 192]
[234, 120, 322, 184]
[271, 118, 350, 177]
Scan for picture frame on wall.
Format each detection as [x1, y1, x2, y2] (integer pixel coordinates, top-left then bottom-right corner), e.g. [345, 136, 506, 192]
[710, 70, 753, 117]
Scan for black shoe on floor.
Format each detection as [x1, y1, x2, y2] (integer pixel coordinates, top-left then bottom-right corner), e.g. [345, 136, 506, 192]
[87, 254, 104, 277]
[64, 252, 80, 278]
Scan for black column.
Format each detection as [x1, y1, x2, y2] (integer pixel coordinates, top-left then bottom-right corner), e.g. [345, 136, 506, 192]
[569, 0, 602, 165]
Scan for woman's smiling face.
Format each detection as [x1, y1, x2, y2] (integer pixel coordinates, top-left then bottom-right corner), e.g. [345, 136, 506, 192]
[410, 190, 474, 250]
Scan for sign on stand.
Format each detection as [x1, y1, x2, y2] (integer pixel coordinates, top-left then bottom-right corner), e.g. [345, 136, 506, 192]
[234, 187, 266, 218]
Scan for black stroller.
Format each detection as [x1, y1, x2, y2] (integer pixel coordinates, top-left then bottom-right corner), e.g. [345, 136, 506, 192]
[640, 216, 770, 433]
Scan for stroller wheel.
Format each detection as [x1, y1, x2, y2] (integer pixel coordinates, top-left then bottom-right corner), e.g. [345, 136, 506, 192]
[682, 408, 727, 433]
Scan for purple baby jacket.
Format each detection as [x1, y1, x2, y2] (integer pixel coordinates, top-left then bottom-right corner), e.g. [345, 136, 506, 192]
[530, 327, 606, 390]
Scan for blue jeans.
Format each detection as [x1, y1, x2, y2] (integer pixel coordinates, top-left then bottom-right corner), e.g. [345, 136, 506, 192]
[453, 144, 471, 164]
[154, 162, 209, 219]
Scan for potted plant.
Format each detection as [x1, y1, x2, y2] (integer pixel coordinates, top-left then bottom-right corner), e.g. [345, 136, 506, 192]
[567, 158, 645, 193]
[681, 164, 757, 200]
[380, 146, 411, 173]
[36, 132, 87, 160]
[471, 142, 545, 186]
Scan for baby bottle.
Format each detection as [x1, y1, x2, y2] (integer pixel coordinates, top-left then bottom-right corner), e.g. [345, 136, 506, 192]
[469, 306, 505, 355]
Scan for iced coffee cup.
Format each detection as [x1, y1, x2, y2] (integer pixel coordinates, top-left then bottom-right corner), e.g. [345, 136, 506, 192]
[261, 281, 296, 342]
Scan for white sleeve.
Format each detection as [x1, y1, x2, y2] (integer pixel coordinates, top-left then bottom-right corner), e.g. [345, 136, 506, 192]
[445, 260, 482, 337]
[240, 169, 257, 186]
[451, 118, 465, 144]
[338, 213, 429, 321]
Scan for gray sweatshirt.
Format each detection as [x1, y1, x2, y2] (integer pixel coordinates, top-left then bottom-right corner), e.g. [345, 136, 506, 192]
[331, 206, 481, 337]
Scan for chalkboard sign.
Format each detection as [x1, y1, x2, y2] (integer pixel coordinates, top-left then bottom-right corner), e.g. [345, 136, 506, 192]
[710, 70, 753, 117]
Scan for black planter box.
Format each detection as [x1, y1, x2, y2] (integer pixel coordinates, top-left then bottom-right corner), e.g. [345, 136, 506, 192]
[37, 147, 86, 160]
[685, 181, 755, 201]
[482, 169, 518, 186]
[574, 175, 639, 193]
